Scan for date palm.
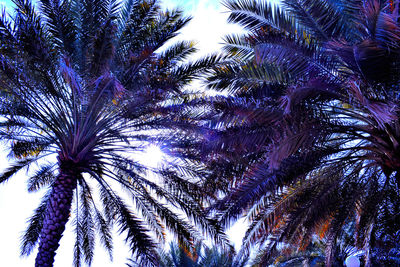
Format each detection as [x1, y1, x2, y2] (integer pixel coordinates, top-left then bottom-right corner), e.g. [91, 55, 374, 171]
[0, 0, 225, 266]
[254, 240, 326, 266]
[128, 241, 245, 267]
[206, 0, 400, 266]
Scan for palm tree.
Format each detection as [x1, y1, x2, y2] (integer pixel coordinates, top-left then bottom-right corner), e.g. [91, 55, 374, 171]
[0, 0, 225, 266]
[127, 241, 245, 267]
[255, 240, 326, 267]
[370, 185, 400, 266]
[205, 0, 400, 266]
[251, 222, 358, 266]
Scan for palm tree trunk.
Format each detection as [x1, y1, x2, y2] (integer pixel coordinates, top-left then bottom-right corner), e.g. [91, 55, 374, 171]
[325, 232, 337, 267]
[302, 257, 310, 267]
[364, 222, 374, 267]
[35, 170, 78, 267]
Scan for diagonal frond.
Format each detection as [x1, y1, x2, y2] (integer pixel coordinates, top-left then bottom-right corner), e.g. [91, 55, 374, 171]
[21, 191, 51, 256]
[0, 158, 34, 184]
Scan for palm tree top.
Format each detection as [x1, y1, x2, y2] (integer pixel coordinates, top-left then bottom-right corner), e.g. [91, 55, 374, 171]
[0, 0, 227, 266]
[204, 0, 400, 266]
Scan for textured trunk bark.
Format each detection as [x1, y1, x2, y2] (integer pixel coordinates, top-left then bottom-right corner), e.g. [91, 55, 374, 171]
[364, 222, 374, 267]
[302, 257, 310, 267]
[325, 232, 337, 267]
[35, 170, 77, 267]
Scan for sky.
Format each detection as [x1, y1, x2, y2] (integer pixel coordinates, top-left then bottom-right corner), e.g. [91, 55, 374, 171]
[0, 0, 252, 266]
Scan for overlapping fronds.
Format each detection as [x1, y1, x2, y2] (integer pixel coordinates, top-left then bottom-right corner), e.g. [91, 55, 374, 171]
[127, 241, 245, 267]
[205, 1, 400, 266]
[0, 0, 229, 266]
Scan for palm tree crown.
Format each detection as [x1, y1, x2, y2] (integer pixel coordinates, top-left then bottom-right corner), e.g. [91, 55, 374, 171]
[205, 0, 400, 266]
[128, 241, 245, 267]
[0, 0, 224, 266]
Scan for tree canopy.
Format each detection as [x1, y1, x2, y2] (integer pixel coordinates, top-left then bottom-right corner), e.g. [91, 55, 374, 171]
[206, 0, 400, 266]
[1, 0, 400, 267]
[0, 0, 226, 266]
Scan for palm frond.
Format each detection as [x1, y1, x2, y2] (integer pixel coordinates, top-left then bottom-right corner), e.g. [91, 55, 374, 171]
[223, 0, 297, 33]
[27, 163, 56, 192]
[0, 158, 34, 184]
[37, 0, 77, 55]
[21, 191, 50, 256]
[282, 0, 340, 40]
[99, 185, 157, 265]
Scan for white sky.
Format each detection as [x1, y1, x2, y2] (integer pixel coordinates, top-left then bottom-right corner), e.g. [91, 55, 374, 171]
[0, 0, 278, 265]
